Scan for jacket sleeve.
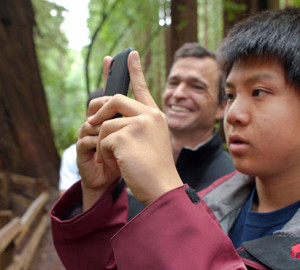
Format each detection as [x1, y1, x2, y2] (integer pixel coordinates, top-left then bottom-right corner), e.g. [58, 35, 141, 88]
[50, 180, 127, 270]
[111, 185, 247, 270]
[51, 182, 247, 270]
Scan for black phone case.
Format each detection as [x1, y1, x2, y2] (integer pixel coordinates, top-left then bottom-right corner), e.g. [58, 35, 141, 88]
[105, 48, 135, 96]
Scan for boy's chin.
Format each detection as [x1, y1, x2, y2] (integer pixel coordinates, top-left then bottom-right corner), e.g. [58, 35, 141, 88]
[232, 159, 258, 177]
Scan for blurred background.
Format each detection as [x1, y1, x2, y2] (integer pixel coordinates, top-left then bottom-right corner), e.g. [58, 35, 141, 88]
[0, 0, 300, 269]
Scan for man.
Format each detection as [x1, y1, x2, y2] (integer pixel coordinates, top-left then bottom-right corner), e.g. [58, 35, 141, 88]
[51, 8, 300, 270]
[163, 43, 233, 189]
[128, 43, 234, 219]
[58, 143, 80, 193]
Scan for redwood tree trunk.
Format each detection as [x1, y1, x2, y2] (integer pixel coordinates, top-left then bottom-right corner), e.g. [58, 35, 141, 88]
[0, 0, 60, 186]
[165, 0, 198, 74]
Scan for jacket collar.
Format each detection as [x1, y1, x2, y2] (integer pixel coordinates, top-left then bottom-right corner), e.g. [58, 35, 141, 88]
[176, 130, 223, 170]
[242, 235, 300, 270]
[202, 172, 300, 269]
[202, 172, 255, 234]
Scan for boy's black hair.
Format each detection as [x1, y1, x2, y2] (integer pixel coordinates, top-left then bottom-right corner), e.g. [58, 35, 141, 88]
[174, 43, 223, 104]
[218, 8, 300, 90]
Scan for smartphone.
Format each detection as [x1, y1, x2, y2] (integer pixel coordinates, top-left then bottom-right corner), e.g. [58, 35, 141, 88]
[93, 49, 135, 152]
[105, 48, 135, 97]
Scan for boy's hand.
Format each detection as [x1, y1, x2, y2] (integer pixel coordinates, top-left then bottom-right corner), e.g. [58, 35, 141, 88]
[77, 51, 183, 210]
[77, 95, 121, 211]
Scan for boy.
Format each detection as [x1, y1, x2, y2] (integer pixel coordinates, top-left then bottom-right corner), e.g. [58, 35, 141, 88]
[51, 8, 300, 270]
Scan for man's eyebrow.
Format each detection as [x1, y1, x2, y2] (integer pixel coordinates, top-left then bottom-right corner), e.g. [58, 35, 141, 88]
[168, 75, 208, 87]
[167, 75, 180, 80]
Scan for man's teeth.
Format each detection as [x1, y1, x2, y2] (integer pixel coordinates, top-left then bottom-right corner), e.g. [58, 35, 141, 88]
[171, 105, 189, 112]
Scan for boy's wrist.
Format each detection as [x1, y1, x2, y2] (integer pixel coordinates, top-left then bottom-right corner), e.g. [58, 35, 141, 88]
[81, 181, 107, 212]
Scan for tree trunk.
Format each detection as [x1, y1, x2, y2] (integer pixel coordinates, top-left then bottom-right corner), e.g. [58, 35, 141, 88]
[203, 0, 208, 47]
[165, 0, 198, 74]
[0, 0, 60, 186]
[266, 0, 280, 10]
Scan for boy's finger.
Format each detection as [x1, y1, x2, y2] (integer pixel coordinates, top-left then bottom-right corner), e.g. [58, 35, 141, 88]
[88, 94, 156, 126]
[128, 51, 158, 109]
[103, 56, 112, 92]
[87, 96, 112, 117]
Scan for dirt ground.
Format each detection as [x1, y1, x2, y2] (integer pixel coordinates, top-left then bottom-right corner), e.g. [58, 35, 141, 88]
[29, 225, 65, 270]
[28, 190, 65, 270]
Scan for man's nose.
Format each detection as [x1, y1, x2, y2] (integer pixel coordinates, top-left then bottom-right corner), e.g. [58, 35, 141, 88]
[172, 82, 188, 98]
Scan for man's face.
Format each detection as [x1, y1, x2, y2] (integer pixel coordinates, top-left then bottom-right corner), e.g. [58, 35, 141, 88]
[162, 57, 223, 135]
[224, 57, 300, 178]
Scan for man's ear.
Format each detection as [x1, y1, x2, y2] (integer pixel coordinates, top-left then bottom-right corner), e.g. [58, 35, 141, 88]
[215, 102, 225, 121]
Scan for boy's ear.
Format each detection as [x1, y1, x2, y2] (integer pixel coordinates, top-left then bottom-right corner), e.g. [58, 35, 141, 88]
[215, 102, 225, 121]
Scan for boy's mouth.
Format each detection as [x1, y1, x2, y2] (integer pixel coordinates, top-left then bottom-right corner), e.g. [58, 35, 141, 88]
[229, 135, 247, 144]
[228, 135, 249, 154]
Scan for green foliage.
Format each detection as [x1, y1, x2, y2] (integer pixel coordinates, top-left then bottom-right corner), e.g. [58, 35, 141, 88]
[86, 0, 165, 104]
[224, 0, 247, 21]
[292, 0, 300, 7]
[32, 0, 86, 155]
[198, 0, 224, 51]
[281, 0, 300, 7]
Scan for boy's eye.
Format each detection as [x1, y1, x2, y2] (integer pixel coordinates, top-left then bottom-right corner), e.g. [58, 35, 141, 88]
[252, 89, 268, 97]
[225, 92, 234, 101]
[252, 89, 261, 96]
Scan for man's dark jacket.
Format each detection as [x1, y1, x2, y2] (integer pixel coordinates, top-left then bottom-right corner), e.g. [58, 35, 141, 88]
[128, 130, 235, 220]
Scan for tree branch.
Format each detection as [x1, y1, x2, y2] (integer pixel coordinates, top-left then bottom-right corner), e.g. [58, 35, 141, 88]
[85, 0, 122, 96]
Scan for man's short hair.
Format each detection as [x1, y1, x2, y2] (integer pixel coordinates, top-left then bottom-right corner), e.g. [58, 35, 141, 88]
[218, 8, 300, 91]
[173, 43, 216, 62]
[173, 43, 223, 104]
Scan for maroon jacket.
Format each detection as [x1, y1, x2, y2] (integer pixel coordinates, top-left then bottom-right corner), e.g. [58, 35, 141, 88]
[50, 172, 300, 270]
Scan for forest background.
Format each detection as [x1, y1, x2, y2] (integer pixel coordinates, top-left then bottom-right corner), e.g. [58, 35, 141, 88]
[1, 0, 300, 188]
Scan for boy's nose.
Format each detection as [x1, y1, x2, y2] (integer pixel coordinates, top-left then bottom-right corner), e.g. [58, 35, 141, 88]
[225, 97, 250, 126]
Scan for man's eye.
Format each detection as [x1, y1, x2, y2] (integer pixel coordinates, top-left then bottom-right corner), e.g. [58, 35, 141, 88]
[193, 85, 205, 90]
[168, 81, 178, 87]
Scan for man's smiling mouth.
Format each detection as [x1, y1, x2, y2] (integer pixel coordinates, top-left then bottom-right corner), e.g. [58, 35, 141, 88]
[170, 105, 189, 112]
